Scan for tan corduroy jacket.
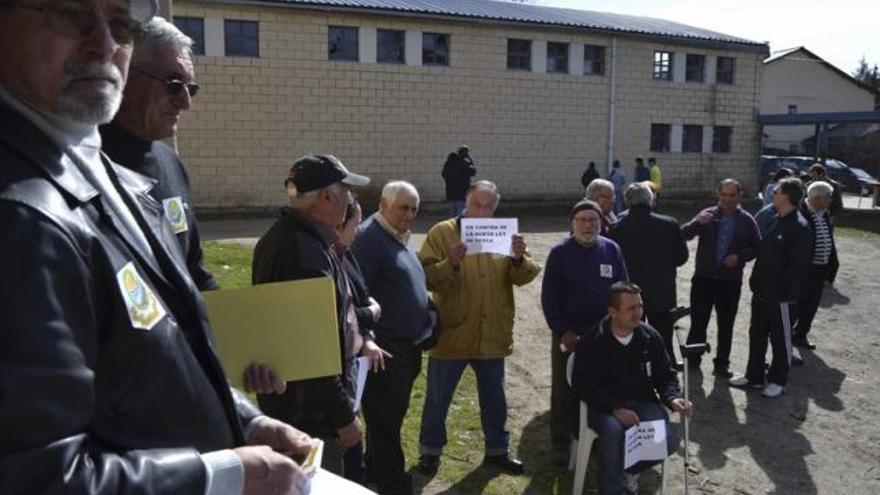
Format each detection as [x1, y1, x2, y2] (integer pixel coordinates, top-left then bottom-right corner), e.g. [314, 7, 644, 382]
[418, 217, 541, 360]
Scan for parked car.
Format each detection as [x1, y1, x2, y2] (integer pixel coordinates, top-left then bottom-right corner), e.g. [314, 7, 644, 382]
[847, 166, 879, 196]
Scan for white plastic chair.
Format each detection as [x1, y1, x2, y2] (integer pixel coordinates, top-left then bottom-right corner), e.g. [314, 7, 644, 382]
[566, 353, 666, 495]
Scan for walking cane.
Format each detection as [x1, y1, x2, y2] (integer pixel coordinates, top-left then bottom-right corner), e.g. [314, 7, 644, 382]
[671, 307, 709, 495]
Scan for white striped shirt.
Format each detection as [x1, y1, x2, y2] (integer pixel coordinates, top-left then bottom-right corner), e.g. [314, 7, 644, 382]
[809, 208, 832, 265]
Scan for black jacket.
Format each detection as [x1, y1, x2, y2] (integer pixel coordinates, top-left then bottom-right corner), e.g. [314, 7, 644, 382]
[681, 205, 761, 281]
[572, 319, 682, 414]
[340, 249, 379, 333]
[0, 102, 257, 494]
[609, 205, 689, 311]
[252, 208, 356, 436]
[441, 152, 476, 200]
[100, 121, 217, 290]
[749, 207, 812, 302]
[581, 166, 599, 189]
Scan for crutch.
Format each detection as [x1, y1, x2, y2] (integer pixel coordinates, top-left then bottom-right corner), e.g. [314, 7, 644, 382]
[673, 318, 709, 495]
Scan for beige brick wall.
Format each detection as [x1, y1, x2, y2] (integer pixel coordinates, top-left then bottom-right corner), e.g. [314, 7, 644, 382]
[174, 2, 764, 208]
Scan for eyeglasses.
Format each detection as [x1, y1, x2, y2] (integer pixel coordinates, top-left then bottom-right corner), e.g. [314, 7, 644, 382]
[3, 1, 143, 45]
[132, 67, 200, 97]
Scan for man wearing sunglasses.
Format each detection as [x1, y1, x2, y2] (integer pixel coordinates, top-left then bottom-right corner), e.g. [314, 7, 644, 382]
[0, 1, 310, 494]
[101, 16, 216, 290]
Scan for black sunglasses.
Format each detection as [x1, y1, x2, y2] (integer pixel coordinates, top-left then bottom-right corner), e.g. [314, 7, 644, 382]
[132, 67, 200, 97]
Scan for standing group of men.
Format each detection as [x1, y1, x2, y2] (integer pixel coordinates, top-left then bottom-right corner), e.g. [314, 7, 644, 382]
[582, 156, 663, 214]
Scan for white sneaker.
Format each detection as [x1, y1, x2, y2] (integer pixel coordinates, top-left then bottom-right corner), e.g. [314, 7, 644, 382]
[791, 348, 804, 367]
[762, 383, 785, 398]
[729, 375, 763, 389]
[623, 472, 639, 493]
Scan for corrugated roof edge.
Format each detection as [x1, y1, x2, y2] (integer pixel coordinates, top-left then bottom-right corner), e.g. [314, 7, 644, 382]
[193, 0, 769, 53]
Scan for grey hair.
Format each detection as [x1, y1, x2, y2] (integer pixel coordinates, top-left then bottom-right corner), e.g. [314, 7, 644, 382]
[585, 179, 614, 200]
[287, 182, 343, 209]
[381, 181, 420, 204]
[807, 181, 833, 200]
[467, 180, 501, 204]
[624, 182, 654, 208]
[132, 16, 194, 65]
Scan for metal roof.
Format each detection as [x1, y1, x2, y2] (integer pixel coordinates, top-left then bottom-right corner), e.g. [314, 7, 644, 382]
[757, 111, 880, 126]
[213, 0, 766, 51]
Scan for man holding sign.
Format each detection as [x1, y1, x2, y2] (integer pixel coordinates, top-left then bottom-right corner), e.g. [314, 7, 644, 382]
[571, 283, 692, 494]
[416, 181, 540, 476]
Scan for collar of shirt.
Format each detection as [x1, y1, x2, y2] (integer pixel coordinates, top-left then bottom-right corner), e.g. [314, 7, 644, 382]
[375, 212, 411, 245]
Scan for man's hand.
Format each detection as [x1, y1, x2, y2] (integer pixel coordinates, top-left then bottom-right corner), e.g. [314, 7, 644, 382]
[511, 234, 526, 260]
[612, 408, 640, 428]
[695, 210, 714, 225]
[246, 416, 313, 456]
[721, 254, 739, 268]
[449, 242, 468, 267]
[367, 296, 382, 321]
[670, 398, 693, 418]
[336, 417, 363, 449]
[560, 331, 580, 353]
[243, 363, 286, 394]
[361, 340, 392, 372]
[235, 445, 308, 495]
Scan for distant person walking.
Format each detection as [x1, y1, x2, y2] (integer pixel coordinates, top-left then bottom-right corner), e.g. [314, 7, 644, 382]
[608, 160, 626, 214]
[441, 145, 476, 216]
[634, 156, 650, 183]
[581, 161, 600, 190]
[648, 157, 663, 200]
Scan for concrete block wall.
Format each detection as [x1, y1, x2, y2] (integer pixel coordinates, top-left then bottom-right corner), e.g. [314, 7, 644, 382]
[174, 2, 764, 208]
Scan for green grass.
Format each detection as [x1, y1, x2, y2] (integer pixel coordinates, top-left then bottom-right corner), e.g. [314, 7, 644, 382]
[203, 241, 253, 289]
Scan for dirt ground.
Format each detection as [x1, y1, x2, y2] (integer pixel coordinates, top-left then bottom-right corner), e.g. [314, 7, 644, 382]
[400, 212, 880, 495]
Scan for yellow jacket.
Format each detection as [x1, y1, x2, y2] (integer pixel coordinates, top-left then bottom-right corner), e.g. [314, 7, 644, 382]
[418, 218, 541, 360]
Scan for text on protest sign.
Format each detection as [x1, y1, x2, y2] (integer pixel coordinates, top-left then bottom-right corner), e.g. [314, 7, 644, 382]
[460, 218, 518, 256]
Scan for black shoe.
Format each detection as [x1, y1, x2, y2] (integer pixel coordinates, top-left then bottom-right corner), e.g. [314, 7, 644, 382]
[713, 367, 734, 379]
[671, 361, 685, 372]
[794, 338, 816, 350]
[483, 454, 525, 475]
[415, 455, 440, 476]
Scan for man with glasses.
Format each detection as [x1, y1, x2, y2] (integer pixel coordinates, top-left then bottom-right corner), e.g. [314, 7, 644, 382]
[0, 1, 312, 493]
[101, 16, 216, 290]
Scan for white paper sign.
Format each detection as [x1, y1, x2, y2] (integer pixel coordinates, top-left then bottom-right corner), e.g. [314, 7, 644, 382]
[460, 218, 518, 256]
[308, 468, 377, 494]
[623, 420, 667, 470]
[353, 356, 370, 413]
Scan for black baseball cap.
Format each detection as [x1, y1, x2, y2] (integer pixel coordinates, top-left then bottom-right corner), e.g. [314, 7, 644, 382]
[285, 154, 370, 193]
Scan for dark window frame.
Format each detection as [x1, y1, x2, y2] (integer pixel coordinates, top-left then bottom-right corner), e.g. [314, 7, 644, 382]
[507, 38, 531, 70]
[713, 126, 732, 153]
[546, 42, 569, 74]
[377, 28, 405, 64]
[683, 125, 704, 152]
[650, 124, 671, 152]
[422, 32, 450, 66]
[328, 25, 359, 62]
[685, 53, 706, 82]
[584, 44, 605, 75]
[174, 16, 205, 56]
[716, 56, 735, 85]
[788, 105, 798, 114]
[653, 50, 673, 80]
[224, 19, 259, 57]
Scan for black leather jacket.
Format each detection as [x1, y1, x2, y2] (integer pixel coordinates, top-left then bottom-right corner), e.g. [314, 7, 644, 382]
[0, 102, 259, 494]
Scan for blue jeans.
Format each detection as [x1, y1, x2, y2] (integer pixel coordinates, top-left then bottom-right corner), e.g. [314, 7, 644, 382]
[419, 358, 510, 456]
[589, 401, 680, 495]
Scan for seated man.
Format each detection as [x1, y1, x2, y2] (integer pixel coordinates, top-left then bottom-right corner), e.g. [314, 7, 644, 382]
[572, 282, 693, 494]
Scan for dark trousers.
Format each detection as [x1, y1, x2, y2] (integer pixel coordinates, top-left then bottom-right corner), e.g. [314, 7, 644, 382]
[794, 265, 829, 341]
[826, 248, 839, 284]
[745, 296, 795, 386]
[362, 336, 421, 494]
[686, 276, 742, 369]
[646, 310, 676, 363]
[550, 335, 573, 453]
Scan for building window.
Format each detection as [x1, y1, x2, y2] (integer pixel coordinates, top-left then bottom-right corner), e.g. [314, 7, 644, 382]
[547, 42, 569, 73]
[174, 17, 204, 55]
[507, 39, 531, 70]
[377, 29, 405, 64]
[328, 26, 358, 61]
[683, 125, 704, 152]
[716, 56, 735, 84]
[423, 32, 449, 66]
[653, 50, 673, 80]
[650, 124, 671, 152]
[584, 44, 605, 75]
[788, 105, 798, 114]
[686, 54, 705, 82]
[713, 126, 732, 153]
[224, 20, 259, 57]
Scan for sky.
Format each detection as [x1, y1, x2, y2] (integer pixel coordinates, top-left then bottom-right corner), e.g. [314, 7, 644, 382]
[534, 0, 878, 74]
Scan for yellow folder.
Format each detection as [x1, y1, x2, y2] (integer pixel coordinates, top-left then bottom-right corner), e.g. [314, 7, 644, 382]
[202, 277, 341, 389]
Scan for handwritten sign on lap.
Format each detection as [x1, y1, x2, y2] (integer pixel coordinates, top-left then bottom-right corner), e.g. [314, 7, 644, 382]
[624, 419, 667, 470]
[461, 218, 518, 256]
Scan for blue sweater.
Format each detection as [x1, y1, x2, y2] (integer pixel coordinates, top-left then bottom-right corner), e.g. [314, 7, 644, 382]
[350, 215, 431, 342]
[541, 236, 629, 337]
